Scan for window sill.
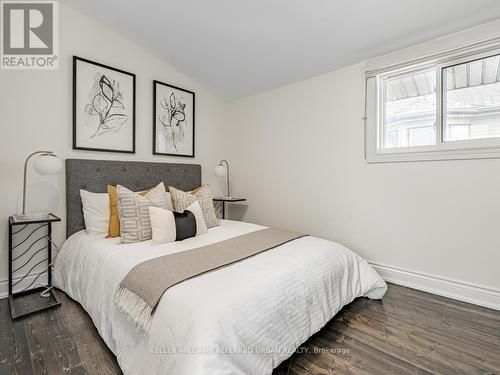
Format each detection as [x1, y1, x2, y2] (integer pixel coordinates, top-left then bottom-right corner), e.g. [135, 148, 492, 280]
[366, 147, 500, 163]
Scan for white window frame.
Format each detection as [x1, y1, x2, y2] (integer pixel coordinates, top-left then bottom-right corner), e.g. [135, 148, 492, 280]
[365, 46, 500, 163]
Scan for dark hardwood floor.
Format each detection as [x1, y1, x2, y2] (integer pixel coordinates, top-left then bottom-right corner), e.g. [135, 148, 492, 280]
[1, 283, 499, 375]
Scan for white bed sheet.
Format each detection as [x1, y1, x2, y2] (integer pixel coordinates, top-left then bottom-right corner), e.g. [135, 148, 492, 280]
[54, 220, 387, 375]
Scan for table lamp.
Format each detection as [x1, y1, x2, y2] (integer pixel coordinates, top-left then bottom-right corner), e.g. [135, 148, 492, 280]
[214, 160, 231, 198]
[14, 151, 62, 221]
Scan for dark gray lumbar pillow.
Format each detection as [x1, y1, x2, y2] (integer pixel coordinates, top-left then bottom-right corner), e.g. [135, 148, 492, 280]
[173, 210, 197, 241]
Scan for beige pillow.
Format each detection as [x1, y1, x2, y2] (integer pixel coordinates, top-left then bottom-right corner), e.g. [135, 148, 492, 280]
[169, 185, 220, 228]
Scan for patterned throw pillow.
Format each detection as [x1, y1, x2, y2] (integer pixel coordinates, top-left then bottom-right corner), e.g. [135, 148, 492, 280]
[169, 185, 220, 228]
[116, 183, 169, 243]
[107, 185, 152, 238]
[107, 184, 173, 238]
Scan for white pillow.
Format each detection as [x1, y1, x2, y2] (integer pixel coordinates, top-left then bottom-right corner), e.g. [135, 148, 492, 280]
[149, 206, 177, 244]
[80, 190, 109, 234]
[187, 201, 208, 235]
[149, 201, 207, 244]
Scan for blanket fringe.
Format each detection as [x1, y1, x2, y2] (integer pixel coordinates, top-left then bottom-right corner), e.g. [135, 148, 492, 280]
[114, 284, 153, 335]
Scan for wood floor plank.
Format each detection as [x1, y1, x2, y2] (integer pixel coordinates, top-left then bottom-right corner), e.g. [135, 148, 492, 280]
[0, 298, 33, 375]
[9, 311, 34, 375]
[24, 318, 52, 375]
[385, 287, 500, 334]
[0, 299, 15, 375]
[347, 294, 500, 353]
[43, 307, 89, 374]
[320, 324, 435, 375]
[54, 291, 122, 375]
[388, 285, 500, 322]
[1, 283, 499, 375]
[341, 303, 500, 369]
[328, 316, 490, 375]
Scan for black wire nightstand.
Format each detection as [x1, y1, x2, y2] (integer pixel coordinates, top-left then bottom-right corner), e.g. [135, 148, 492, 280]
[8, 213, 61, 319]
[212, 197, 246, 219]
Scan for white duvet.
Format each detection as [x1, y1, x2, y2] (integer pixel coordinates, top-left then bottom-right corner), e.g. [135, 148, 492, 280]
[54, 220, 387, 375]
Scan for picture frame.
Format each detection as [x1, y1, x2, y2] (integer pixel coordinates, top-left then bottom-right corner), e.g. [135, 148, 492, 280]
[153, 80, 195, 157]
[73, 56, 136, 153]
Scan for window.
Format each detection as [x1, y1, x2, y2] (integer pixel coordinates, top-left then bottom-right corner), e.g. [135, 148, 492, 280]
[365, 46, 500, 162]
[382, 69, 436, 149]
[443, 55, 500, 142]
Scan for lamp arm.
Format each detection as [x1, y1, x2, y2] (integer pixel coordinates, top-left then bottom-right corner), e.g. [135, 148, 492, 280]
[220, 159, 230, 197]
[22, 151, 52, 214]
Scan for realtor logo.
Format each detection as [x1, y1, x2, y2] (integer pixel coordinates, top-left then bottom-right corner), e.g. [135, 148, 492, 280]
[1, 1, 58, 69]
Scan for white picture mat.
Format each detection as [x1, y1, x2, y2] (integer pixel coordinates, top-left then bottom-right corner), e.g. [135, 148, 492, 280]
[75, 60, 134, 152]
[155, 83, 194, 156]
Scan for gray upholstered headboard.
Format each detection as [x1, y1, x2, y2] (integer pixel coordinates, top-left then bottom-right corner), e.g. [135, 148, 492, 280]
[66, 159, 201, 237]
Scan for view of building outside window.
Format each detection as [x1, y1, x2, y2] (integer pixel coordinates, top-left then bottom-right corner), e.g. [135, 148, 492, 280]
[443, 55, 500, 142]
[382, 54, 500, 149]
[383, 70, 436, 148]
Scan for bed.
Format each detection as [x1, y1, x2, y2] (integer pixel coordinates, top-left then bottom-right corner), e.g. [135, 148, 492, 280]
[54, 159, 387, 375]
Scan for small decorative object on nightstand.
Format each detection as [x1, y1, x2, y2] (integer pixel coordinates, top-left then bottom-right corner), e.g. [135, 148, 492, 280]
[212, 197, 246, 220]
[8, 213, 62, 319]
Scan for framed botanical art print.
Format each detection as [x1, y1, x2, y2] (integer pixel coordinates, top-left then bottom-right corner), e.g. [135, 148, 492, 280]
[73, 56, 136, 153]
[153, 80, 195, 157]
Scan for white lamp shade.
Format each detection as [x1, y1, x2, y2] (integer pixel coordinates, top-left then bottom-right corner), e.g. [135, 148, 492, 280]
[214, 164, 226, 177]
[33, 154, 62, 175]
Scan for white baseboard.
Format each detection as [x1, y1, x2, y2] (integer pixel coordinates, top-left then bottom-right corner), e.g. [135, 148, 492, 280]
[370, 261, 500, 311]
[0, 280, 7, 299]
[0, 280, 8, 299]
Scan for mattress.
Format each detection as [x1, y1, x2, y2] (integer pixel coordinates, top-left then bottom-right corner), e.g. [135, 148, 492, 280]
[54, 220, 387, 374]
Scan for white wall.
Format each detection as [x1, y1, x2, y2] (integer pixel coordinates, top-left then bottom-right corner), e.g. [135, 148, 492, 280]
[0, 4, 227, 296]
[226, 61, 500, 301]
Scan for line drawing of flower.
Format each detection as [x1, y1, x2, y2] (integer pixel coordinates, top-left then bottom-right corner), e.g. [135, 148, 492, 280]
[84, 75, 128, 138]
[158, 92, 186, 152]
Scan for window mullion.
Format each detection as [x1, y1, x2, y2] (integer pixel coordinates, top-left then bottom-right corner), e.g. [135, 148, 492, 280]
[435, 66, 443, 145]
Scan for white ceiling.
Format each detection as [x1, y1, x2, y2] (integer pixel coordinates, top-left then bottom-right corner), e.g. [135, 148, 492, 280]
[62, 0, 500, 99]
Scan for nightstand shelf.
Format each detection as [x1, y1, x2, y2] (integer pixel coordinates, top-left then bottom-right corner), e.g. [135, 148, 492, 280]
[8, 213, 61, 319]
[9, 287, 60, 319]
[212, 197, 246, 219]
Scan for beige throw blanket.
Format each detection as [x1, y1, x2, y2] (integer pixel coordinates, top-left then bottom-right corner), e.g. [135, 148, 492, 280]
[114, 228, 306, 334]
